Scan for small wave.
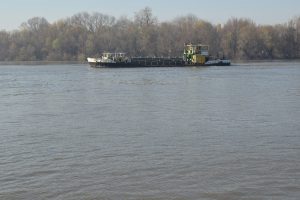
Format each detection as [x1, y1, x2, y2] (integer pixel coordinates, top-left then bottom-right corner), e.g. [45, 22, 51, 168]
[20, 169, 59, 178]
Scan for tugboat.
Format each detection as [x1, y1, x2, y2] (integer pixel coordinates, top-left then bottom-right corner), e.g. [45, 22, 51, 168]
[87, 44, 230, 67]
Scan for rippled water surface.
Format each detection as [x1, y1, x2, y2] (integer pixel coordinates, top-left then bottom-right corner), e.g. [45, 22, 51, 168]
[1, 63, 300, 200]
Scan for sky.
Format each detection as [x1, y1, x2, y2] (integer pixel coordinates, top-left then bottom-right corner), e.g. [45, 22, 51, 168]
[1, 0, 300, 30]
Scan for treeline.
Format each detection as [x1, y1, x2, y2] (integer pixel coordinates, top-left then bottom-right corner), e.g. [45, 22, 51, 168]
[0, 7, 300, 61]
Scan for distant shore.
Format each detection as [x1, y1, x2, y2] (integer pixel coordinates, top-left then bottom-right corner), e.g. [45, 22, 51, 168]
[1, 59, 300, 66]
[0, 61, 85, 65]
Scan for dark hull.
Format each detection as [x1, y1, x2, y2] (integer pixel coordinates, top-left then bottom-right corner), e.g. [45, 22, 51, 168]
[89, 62, 230, 68]
[204, 61, 231, 66]
[88, 57, 230, 68]
[89, 62, 187, 68]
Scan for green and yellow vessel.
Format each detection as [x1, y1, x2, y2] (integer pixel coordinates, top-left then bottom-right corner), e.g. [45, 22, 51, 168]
[87, 44, 230, 67]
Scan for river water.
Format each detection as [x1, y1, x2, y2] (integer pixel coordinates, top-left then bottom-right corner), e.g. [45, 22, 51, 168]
[0, 62, 300, 199]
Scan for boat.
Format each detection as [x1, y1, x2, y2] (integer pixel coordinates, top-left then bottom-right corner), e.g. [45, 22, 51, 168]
[87, 44, 231, 67]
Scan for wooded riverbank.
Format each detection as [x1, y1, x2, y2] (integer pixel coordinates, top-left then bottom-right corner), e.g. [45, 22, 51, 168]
[1, 7, 299, 62]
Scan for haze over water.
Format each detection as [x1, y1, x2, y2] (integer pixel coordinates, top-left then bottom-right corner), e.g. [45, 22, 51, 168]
[0, 63, 300, 199]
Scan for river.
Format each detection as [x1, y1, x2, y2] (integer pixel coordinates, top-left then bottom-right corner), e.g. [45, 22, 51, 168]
[0, 62, 300, 199]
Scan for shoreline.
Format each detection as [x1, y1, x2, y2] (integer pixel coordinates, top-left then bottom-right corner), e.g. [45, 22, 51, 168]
[0, 61, 85, 65]
[1, 59, 300, 66]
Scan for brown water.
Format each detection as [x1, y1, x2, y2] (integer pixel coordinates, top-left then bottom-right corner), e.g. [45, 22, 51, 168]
[0, 62, 300, 199]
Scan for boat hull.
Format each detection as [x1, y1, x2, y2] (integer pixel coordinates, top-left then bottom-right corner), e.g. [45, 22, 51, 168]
[88, 58, 230, 68]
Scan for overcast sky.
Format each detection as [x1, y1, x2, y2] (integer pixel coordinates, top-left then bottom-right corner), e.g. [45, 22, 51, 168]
[1, 0, 300, 30]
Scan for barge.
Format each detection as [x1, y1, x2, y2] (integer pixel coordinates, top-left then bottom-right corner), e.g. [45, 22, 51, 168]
[87, 44, 230, 68]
